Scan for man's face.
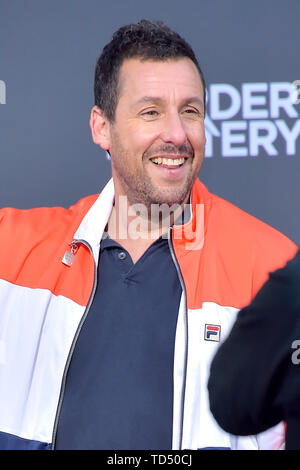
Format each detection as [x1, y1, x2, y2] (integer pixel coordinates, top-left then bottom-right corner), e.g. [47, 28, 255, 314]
[106, 57, 206, 208]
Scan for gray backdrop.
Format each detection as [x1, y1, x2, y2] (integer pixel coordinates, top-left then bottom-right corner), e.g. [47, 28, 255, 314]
[1, 0, 299, 244]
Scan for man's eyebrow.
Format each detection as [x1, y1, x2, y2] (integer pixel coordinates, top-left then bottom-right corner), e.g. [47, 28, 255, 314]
[184, 96, 204, 107]
[133, 96, 204, 108]
[133, 96, 164, 106]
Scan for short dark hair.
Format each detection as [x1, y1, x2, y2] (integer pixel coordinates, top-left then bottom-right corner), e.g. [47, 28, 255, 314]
[94, 19, 206, 121]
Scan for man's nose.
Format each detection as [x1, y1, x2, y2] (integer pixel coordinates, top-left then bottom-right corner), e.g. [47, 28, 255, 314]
[159, 112, 187, 147]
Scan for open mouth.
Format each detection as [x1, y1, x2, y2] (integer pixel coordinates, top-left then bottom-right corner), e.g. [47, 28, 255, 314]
[150, 157, 186, 168]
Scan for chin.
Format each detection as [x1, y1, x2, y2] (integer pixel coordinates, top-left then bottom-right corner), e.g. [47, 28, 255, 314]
[148, 187, 191, 207]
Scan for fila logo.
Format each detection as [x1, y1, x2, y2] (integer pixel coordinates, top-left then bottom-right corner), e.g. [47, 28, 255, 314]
[204, 324, 221, 342]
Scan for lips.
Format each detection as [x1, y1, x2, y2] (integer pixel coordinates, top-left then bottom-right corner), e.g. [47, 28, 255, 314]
[148, 155, 189, 181]
[151, 156, 185, 167]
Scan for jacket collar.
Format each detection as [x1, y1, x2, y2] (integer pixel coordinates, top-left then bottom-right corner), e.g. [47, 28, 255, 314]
[73, 177, 210, 261]
[172, 178, 210, 253]
[73, 178, 115, 261]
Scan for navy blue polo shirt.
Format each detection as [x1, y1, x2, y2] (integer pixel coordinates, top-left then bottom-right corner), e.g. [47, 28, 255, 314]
[55, 234, 182, 449]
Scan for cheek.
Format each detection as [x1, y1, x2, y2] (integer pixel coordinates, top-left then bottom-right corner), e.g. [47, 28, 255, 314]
[129, 127, 161, 156]
[187, 133, 205, 157]
[110, 124, 145, 157]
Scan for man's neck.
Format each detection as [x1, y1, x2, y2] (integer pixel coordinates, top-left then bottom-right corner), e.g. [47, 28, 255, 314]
[106, 194, 187, 264]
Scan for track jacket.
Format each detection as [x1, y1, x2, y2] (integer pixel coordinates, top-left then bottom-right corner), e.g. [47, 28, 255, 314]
[0, 178, 297, 450]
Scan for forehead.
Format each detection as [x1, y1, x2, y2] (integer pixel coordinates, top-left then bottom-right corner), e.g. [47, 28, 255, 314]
[117, 57, 204, 104]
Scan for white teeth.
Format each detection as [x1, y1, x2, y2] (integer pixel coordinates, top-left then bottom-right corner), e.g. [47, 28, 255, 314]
[151, 157, 185, 166]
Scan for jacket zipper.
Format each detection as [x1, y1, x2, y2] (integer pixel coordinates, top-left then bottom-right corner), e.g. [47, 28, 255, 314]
[51, 239, 98, 449]
[52, 234, 187, 449]
[167, 227, 188, 451]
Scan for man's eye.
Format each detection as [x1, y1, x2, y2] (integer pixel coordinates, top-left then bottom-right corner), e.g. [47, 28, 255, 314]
[142, 110, 158, 116]
[184, 108, 199, 115]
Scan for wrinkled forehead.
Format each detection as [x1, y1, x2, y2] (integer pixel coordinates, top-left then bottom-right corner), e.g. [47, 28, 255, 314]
[117, 57, 205, 106]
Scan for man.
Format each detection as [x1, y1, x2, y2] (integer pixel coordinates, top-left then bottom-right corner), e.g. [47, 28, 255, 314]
[208, 249, 300, 450]
[0, 20, 297, 450]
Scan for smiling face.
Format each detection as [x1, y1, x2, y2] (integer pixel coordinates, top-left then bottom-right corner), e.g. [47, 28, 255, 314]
[94, 57, 206, 208]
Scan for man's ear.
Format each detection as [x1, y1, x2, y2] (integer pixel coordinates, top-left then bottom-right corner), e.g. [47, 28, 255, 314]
[89, 106, 111, 150]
